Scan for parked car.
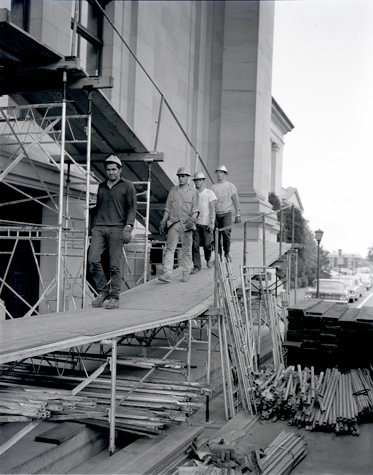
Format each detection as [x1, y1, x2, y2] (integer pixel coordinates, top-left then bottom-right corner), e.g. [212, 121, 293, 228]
[305, 279, 349, 303]
[336, 275, 364, 301]
[355, 273, 373, 290]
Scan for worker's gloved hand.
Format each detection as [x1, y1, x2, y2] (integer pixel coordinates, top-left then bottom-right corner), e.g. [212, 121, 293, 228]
[159, 221, 167, 235]
[184, 217, 196, 231]
[207, 223, 214, 233]
[234, 215, 241, 225]
[121, 225, 133, 244]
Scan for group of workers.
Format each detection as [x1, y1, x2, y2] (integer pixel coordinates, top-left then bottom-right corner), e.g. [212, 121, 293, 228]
[88, 156, 241, 309]
[158, 165, 241, 283]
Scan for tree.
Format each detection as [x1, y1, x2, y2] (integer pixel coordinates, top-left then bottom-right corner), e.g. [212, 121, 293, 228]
[367, 244, 373, 264]
[268, 193, 330, 287]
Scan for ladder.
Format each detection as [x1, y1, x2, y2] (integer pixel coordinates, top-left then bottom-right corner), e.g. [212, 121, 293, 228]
[217, 256, 257, 419]
[241, 266, 284, 370]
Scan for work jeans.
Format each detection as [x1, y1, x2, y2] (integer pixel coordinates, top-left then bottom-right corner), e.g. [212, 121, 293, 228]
[215, 212, 232, 256]
[192, 224, 213, 269]
[88, 226, 123, 299]
[163, 222, 193, 275]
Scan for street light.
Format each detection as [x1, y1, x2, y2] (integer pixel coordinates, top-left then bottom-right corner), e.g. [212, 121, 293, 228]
[315, 229, 324, 298]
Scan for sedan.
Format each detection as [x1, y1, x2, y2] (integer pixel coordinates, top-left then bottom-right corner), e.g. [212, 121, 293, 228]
[305, 279, 349, 303]
[337, 275, 364, 301]
[355, 273, 373, 290]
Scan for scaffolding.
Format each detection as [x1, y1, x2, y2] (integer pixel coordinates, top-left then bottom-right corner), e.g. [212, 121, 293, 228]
[0, 97, 98, 317]
[0, 109, 163, 319]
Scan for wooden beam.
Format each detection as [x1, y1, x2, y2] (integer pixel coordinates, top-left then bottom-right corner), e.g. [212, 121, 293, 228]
[0, 419, 43, 456]
[52, 152, 164, 163]
[67, 76, 114, 90]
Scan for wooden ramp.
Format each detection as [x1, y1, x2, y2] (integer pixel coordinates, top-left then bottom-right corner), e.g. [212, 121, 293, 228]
[0, 242, 291, 364]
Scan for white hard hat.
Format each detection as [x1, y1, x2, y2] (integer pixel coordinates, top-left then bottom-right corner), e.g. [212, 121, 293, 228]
[176, 166, 191, 176]
[192, 171, 206, 180]
[215, 165, 228, 174]
[105, 155, 122, 167]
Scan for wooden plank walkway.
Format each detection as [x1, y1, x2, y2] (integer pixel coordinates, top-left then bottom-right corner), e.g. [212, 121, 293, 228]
[0, 242, 290, 364]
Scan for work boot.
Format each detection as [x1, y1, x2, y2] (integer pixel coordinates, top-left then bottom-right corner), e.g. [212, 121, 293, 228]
[158, 272, 171, 283]
[206, 259, 213, 269]
[106, 297, 119, 310]
[181, 273, 190, 282]
[190, 267, 200, 274]
[91, 291, 109, 308]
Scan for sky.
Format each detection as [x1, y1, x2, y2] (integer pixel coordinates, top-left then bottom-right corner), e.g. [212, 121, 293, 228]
[272, 0, 373, 258]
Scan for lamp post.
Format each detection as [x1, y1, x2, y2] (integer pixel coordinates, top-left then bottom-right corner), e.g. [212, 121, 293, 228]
[338, 248, 343, 275]
[315, 229, 324, 298]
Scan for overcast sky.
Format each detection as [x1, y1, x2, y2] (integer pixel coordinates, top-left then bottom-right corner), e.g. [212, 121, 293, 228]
[272, 0, 373, 258]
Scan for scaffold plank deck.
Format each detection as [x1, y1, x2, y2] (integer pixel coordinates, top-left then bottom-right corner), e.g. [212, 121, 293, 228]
[0, 242, 291, 365]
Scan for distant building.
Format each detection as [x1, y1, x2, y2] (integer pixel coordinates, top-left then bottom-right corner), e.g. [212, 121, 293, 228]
[281, 186, 304, 212]
[328, 253, 364, 273]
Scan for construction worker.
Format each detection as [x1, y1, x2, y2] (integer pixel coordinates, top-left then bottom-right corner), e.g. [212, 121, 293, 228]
[158, 167, 199, 283]
[88, 155, 137, 309]
[190, 171, 217, 273]
[210, 165, 241, 262]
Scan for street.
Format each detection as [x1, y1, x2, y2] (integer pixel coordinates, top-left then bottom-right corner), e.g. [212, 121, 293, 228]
[289, 286, 373, 309]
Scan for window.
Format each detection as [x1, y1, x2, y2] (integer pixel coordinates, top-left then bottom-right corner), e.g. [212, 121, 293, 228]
[70, 0, 103, 76]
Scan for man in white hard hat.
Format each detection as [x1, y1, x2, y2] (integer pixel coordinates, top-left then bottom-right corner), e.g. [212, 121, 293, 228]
[211, 165, 241, 262]
[190, 171, 217, 273]
[158, 167, 199, 283]
[88, 155, 136, 309]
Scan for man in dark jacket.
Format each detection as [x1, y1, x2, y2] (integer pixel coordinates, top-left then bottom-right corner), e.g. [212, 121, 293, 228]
[88, 155, 136, 309]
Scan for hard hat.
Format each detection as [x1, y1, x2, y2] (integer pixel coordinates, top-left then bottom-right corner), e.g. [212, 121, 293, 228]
[105, 155, 122, 167]
[176, 166, 191, 176]
[192, 171, 206, 180]
[215, 165, 228, 174]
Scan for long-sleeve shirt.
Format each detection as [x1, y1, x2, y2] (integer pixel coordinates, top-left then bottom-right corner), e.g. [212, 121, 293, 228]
[94, 177, 137, 227]
[165, 183, 199, 230]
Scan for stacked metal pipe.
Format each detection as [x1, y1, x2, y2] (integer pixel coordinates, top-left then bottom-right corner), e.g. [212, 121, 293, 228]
[0, 370, 212, 437]
[253, 365, 373, 435]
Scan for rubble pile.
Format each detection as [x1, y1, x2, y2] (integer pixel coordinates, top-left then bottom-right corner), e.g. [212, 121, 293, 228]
[178, 430, 307, 475]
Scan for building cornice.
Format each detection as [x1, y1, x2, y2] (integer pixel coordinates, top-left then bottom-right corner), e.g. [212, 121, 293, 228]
[272, 97, 294, 134]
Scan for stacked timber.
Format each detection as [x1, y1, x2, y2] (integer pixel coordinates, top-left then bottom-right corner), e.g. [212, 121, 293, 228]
[253, 365, 373, 435]
[0, 370, 212, 437]
[284, 302, 373, 371]
[258, 430, 308, 475]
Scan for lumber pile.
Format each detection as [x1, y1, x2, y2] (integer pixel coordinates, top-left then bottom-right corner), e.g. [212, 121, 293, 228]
[253, 364, 373, 435]
[0, 370, 212, 437]
[89, 424, 204, 475]
[178, 430, 307, 475]
[258, 430, 307, 475]
[284, 302, 373, 371]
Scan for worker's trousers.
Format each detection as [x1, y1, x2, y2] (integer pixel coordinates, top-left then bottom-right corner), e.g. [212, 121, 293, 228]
[88, 225, 123, 299]
[215, 212, 232, 256]
[163, 222, 193, 275]
[192, 224, 213, 269]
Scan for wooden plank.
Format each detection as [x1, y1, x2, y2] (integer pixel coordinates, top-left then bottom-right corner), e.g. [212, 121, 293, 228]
[34, 422, 86, 445]
[0, 420, 42, 456]
[120, 426, 203, 475]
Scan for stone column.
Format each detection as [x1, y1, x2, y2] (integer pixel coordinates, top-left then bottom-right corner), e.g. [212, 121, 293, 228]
[219, 1, 278, 241]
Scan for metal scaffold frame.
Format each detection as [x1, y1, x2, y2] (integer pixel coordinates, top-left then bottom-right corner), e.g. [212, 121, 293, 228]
[0, 99, 161, 318]
[0, 89, 97, 317]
